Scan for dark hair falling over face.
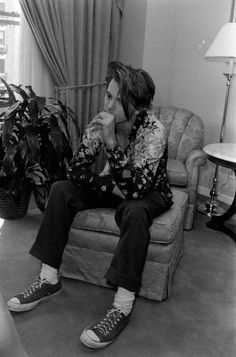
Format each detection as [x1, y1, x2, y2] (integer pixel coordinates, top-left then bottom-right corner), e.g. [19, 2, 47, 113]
[105, 61, 156, 119]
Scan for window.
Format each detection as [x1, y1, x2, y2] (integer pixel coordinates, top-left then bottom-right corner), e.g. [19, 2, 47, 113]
[0, 0, 21, 101]
[0, 58, 5, 73]
[0, 3, 5, 12]
[0, 30, 5, 45]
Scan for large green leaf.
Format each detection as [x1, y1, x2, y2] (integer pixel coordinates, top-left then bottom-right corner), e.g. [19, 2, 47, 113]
[22, 125, 40, 163]
[2, 144, 18, 175]
[0, 77, 16, 104]
[28, 96, 46, 127]
[36, 96, 46, 113]
[9, 83, 30, 102]
[1, 102, 21, 147]
[25, 162, 48, 186]
[33, 185, 49, 212]
[25, 85, 36, 98]
[27, 97, 39, 127]
[47, 98, 80, 142]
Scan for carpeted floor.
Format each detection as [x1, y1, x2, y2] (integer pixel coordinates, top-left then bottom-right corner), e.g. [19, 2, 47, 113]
[0, 210, 235, 357]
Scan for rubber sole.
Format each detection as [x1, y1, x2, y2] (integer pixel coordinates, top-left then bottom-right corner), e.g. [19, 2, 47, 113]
[80, 329, 113, 349]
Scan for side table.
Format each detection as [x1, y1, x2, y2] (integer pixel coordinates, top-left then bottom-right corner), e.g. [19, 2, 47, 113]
[203, 143, 236, 242]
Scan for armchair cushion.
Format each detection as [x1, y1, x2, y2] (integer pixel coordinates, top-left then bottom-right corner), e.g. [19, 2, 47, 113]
[71, 189, 187, 244]
[167, 159, 188, 186]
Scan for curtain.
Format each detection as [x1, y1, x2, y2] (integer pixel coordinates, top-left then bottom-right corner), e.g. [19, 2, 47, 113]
[19, 12, 55, 98]
[19, 0, 123, 154]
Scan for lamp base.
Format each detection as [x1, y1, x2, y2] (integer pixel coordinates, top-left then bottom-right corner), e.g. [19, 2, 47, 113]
[197, 199, 225, 217]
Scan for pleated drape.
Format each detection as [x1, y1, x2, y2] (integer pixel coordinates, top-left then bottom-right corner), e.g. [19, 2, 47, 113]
[19, 0, 123, 153]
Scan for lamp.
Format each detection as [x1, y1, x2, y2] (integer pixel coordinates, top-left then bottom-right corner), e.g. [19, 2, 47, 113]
[201, 23, 236, 216]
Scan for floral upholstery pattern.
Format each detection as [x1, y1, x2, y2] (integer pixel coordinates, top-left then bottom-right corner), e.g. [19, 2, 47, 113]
[154, 106, 206, 230]
[154, 107, 204, 162]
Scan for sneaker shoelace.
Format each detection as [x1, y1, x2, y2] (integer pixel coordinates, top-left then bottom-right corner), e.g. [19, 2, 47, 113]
[22, 277, 47, 298]
[93, 308, 124, 336]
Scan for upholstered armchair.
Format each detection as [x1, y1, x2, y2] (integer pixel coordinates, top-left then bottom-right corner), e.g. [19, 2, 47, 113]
[153, 106, 206, 230]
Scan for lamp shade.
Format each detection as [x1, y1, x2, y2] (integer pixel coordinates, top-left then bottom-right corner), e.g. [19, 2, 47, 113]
[205, 23, 236, 62]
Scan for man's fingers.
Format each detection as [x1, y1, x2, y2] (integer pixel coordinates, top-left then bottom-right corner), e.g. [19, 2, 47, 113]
[88, 112, 114, 129]
[92, 117, 104, 125]
[88, 117, 103, 127]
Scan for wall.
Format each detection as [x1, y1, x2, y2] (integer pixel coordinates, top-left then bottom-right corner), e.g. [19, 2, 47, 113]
[120, 0, 235, 205]
[119, 0, 147, 67]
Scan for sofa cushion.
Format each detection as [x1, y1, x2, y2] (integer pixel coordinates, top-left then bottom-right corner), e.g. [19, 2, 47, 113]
[167, 159, 188, 186]
[71, 189, 188, 244]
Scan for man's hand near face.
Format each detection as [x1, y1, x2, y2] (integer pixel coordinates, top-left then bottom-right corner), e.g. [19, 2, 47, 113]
[89, 111, 117, 149]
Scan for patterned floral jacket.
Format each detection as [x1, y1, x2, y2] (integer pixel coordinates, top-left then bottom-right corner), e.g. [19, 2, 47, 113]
[68, 110, 173, 204]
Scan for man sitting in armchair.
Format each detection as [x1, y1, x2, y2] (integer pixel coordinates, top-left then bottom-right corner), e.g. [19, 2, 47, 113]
[7, 61, 173, 349]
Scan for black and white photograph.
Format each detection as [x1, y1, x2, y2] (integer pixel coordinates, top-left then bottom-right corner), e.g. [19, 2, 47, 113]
[0, 0, 235, 356]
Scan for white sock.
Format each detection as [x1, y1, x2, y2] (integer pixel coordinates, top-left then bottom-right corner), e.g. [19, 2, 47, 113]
[40, 263, 59, 285]
[113, 287, 135, 316]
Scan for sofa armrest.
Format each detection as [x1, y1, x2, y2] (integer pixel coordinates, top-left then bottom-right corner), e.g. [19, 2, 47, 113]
[185, 149, 207, 202]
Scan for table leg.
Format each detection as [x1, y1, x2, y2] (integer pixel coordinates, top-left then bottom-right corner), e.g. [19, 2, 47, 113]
[206, 169, 236, 243]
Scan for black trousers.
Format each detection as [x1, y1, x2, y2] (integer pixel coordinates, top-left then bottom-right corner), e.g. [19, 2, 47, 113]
[30, 180, 170, 292]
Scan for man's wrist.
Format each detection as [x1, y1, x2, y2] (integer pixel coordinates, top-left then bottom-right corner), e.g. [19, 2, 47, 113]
[105, 139, 117, 150]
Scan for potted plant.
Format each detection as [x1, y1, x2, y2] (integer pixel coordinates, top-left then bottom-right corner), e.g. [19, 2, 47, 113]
[0, 78, 79, 219]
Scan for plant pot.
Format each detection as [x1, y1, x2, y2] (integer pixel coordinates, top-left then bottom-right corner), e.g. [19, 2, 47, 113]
[0, 184, 32, 219]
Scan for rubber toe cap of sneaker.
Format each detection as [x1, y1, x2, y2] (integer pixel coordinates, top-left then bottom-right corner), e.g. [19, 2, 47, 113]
[7, 297, 20, 306]
[86, 329, 100, 342]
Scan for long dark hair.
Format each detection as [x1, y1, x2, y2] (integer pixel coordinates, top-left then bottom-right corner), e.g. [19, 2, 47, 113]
[105, 61, 156, 119]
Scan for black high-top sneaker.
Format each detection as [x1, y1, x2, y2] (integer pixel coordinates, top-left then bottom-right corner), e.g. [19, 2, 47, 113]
[7, 276, 62, 312]
[80, 306, 131, 349]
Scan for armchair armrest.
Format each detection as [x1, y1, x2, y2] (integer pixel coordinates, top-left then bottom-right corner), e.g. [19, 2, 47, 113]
[185, 149, 207, 202]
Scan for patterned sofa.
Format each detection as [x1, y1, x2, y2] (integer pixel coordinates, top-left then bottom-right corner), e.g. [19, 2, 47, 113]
[60, 107, 206, 301]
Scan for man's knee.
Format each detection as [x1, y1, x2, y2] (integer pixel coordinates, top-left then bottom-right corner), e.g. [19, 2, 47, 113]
[49, 180, 77, 198]
[115, 200, 149, 226]
[47, 180, 75, 206]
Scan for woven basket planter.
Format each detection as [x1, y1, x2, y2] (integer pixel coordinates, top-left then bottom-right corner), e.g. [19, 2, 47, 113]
[0, 184, 32, 220]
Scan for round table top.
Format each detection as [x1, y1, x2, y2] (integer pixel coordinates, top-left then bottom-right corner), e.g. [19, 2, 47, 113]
[204, 143, 236, 164]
